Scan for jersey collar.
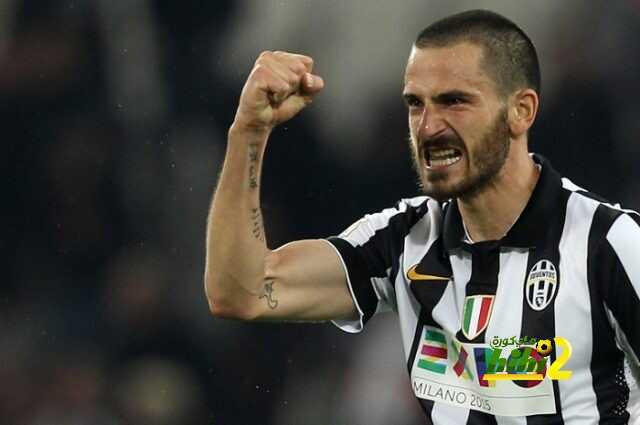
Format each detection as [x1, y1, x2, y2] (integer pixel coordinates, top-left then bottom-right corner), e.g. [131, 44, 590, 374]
[442, 153, 563, 251]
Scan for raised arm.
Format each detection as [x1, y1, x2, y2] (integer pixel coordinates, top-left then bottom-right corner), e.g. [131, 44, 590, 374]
[204, 51, 357, 322]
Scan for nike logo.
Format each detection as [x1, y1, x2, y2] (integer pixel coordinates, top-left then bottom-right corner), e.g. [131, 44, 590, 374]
[406, 265, 451, 281]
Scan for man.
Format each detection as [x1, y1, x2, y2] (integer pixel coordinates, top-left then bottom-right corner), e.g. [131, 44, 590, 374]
[205, 9, 640, 424]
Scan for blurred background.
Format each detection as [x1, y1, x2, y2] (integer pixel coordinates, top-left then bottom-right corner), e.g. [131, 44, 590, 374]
[2, 0, 640, 424]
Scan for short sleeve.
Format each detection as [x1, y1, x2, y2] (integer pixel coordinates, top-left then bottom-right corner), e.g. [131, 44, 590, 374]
[326, 197, 430, 333]
[601, 213, 640, 373]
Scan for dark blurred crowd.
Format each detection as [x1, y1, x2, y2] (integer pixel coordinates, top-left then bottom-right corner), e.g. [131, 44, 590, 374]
[3, 1, 640, 424]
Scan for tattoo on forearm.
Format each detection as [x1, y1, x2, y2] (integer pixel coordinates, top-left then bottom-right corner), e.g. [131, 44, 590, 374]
[250, 207, 264, 241]
[248, 143, 259, 190]
[258, 280, 278, 309]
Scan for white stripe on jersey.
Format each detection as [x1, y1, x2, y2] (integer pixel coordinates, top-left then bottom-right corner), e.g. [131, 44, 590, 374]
[432, 281, 462, 338]
[607, 214, 640, 311]
[401, 198, 442, 274]
[448, 252, 473, 328]
[372, 269, 394, 314]
[341, 196, 428, 246]
[561, 177, 586, 193]
[496, 415, 527, 425]
[431, 401, 470, 423]
[556, 192, 600, 423]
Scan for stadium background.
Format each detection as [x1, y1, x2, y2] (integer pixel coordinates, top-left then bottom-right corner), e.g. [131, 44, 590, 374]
[3, 0, 640, 423]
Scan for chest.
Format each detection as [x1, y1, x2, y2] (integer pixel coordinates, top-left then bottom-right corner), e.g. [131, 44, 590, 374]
[403, 245, 595, 368]
[401, 246, 600, 416]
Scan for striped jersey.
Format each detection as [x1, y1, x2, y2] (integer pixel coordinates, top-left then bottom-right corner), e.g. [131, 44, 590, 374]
[325, 154, 640, 424]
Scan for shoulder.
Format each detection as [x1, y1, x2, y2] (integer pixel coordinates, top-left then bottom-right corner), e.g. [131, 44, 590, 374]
[339, 195, 440, 241]
[560, 176, 640, 254]
[368, 195, 440, 228]
[560, 177, 638, 225]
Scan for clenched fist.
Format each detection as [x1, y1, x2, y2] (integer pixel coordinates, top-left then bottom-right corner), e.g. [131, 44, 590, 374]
[233, 51, 325, 131]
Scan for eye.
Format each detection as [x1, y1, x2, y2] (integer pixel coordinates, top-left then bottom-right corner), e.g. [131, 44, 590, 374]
[403, 94, 423, 108]
[443, 95, 465, 106]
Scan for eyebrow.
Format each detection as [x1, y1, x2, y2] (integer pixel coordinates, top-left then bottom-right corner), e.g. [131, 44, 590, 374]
[402, 89, 478, 105]
[433, 90, 476, 103]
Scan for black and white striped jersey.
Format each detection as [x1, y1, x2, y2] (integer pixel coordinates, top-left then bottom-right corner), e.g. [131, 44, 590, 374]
[325, 154, 640, 424]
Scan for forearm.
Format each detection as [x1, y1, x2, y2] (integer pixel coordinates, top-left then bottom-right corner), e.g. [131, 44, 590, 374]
[204, 50, 327, 320]
[204, 124, 271, 317]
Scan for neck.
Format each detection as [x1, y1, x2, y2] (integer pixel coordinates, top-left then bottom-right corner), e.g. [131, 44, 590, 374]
[458, 146, 539, 243]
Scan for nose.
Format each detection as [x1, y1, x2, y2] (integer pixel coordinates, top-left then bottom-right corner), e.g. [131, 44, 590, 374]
[417, 106, 447, 141]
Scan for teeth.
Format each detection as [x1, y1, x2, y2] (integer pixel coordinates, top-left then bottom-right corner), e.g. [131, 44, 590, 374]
[428, 155, 461, 168]
[430, 157, 460, 167]
[426, 148, 462, 168]
[429, 148, 456, 160]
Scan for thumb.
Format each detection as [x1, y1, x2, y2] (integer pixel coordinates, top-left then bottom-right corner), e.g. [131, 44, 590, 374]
[301, 72, 325, 96]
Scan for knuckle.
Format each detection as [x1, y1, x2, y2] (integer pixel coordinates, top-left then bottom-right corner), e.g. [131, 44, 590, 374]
[286, 73, 299, 85]
[291, 62, 307, 74]
[279, 80, 292, 92]
[258, 50, 273, 59]
[251, 64, 266, 76]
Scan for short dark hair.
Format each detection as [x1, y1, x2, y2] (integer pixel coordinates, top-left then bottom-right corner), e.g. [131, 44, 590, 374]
[415, 10, 540, 98]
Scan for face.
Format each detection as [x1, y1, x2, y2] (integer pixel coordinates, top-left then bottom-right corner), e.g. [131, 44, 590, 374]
[403, 42, 511, 201]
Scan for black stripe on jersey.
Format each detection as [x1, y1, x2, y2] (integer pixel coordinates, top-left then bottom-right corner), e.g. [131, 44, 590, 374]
[421, 402, 436, 424]
[456, 241, 501, 344]
[407, 238, 451, 370]
[410, 237, 452, 328]
[521, 187, 571, 425]
[328, 237, 379, 323]
[407, 310, 428, 374]
[466, 410, 498, 425]
[407, 310, 436, 423]
[328, 199, 430, 325]
[588, 205, 632, 424]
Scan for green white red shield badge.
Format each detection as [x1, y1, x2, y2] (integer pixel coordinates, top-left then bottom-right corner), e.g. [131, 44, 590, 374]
[461, 295, 495, 340]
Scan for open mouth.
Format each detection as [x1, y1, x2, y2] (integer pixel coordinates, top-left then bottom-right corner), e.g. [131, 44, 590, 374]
[425, 147, 463, 169]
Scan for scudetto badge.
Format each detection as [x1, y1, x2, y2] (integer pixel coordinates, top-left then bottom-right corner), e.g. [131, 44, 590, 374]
[526, 260, 558, 311]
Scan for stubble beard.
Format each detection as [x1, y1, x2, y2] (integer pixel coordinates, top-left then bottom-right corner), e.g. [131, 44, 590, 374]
[411, 108, 511, 201]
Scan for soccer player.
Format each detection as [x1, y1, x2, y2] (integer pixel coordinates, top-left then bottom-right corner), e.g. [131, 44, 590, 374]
[205, 9, 640, 424]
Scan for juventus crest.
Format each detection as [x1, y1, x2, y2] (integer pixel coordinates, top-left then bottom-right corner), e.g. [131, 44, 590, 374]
[526, 260, 558, 311]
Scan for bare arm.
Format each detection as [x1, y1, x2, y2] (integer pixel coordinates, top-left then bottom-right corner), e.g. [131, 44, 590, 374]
[204, 51, 357, 322]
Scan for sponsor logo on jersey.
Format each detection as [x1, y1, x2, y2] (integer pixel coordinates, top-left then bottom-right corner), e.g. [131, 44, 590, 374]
[450, 338, 473, 380]
[406, 264, 450, 282]
[417, 328, 448, 374]
[410, 326, 565, 416]
[526, 260, 558, 311]
[461, 295, 495, 340]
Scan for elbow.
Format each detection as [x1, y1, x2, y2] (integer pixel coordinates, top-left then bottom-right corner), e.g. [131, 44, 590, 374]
[204, 276, 256, 321]
[207, 297, 238, 319]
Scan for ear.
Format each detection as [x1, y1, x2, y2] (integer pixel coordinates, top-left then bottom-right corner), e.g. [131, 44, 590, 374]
[508, 89, 539, 138]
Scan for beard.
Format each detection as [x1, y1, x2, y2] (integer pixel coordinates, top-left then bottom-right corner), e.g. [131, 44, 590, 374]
[410, 107, 511, 201]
